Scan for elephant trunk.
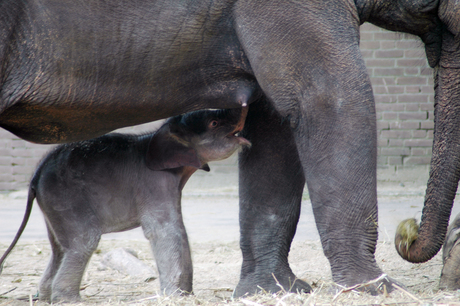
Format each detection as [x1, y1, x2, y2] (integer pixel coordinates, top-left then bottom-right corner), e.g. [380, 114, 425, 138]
[395, 31, 460, 262]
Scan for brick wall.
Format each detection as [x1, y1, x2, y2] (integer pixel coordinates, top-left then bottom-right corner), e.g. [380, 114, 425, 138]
[360, 23, 434, 167]
[0, 23, 435, 190]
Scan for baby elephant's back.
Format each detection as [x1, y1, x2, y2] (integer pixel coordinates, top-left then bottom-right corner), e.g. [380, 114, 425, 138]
[31, 133, 151, 225]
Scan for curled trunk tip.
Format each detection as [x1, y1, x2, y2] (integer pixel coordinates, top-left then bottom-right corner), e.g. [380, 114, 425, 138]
[394, 218, 444, 263]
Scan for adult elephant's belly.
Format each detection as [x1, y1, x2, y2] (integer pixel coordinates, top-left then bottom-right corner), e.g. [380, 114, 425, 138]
[0, 0, 258, 144]
[0, 77, 257, 144]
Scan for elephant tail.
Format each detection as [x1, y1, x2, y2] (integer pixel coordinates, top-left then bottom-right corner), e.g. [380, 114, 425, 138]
[0, 186, 36, 275]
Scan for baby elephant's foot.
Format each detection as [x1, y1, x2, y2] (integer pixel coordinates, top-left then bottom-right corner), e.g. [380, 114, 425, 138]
[38, 289, 51, 302]
[51, 291, 82, 303]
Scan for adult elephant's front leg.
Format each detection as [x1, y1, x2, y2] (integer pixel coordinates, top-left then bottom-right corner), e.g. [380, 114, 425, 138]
[233, 0, 398, 294]
[235, 98, 310, 297]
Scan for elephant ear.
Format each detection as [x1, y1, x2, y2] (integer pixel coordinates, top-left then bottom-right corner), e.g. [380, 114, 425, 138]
[146, 127, 202, 171]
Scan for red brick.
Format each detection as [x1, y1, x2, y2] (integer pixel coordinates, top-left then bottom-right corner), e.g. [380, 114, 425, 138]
[12, 166, 34, 175]
[420, 67, 434, 75]
[370, 77, 396, 86]
[420, 103, 434, 111]
[411, 148, 426, 156]
[374, 68, 405, 76]
[360, 32, 374, 41]
[365, 59, 396, 68]
[381, 130, 412, 139]
[377, 121, 389, 130]
[404, 139, 432, 147]
[373, 86, 404, 95]
[404, 156, 432, 165]
[404, 104, 420, 111]
[397, 59, 427, 67]
[388, 156, 403, 165]
[374, 95, 397, 103]
[396, 40, 419, 49]
[406, 86, 422, 93]
[360, 41, 381, 49]
[360, 50, 374, 58]
[377, 156, 388, 164]
[421, 121, 434, 129]
[396, 77, 428, 86]
[375, 50, 404, 58]
[374, 32, 401, 40]
[376, 104, 404, 112]
[413, 130, 427, 138]
[11, 149, 34, 158]
[381, 148, 411, 156]
[381, 41, 396, 49]
[421, 86, 434, 94]
[389, 122, 420, 129]
[404, 67, 420, 75]
[388, 139, 404, 146]
[378, 139, 388, 147]
[382, 113, 398, 120]
[399, 112, 428, 120]
[399, 94, 428, 103]
[360, 23, 378, 32]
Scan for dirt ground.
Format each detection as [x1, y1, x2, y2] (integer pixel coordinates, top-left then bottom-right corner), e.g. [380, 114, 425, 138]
[1, 165, 460, 305]
[1, 239, 460, 305]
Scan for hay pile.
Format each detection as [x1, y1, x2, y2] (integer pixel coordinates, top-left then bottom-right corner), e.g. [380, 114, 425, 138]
[1, 239, 460, 305]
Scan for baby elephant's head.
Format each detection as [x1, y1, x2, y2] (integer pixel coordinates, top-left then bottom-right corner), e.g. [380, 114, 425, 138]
[146, 107, 251, 171]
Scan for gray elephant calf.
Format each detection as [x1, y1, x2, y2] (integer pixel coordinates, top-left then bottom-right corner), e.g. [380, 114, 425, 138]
[0, 107, 250, 302]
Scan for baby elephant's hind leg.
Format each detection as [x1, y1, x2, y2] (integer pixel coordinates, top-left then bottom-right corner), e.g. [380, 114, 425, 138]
[50, 233, 100, 302]
[142, 206, 193, 295]
[39, 224, 64, 302]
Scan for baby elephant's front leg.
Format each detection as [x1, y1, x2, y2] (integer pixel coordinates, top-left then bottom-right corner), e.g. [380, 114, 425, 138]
[141, 205, 193, 295]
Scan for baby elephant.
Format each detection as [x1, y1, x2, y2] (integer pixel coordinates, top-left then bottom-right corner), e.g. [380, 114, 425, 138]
[440, 212, 460, 290]
[0, 107, 250, 302]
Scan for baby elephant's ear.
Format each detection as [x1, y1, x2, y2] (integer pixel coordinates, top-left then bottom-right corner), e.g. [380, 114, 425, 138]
[146, 128, 202, 171]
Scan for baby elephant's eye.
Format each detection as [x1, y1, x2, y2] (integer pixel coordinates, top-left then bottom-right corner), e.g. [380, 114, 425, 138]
[209, 120, 219, 128]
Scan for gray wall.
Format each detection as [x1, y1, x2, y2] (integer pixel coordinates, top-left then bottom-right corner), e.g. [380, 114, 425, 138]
[361, 23, 434, 166]
[0, 23, 435, 190]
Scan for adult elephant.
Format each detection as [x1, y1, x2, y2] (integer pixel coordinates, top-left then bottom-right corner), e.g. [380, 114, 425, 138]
[0, 0, 443, 296]
[396, 1, 460, 264]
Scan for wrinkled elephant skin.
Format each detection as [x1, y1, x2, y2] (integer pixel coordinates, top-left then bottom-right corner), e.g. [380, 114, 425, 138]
[0, 0, 446, 297]
[440, 213, 460, 290]
[394, 0, 460, 266]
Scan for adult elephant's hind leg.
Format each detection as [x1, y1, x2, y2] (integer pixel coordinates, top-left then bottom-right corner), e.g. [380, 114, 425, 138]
[235, 98, 311, 297]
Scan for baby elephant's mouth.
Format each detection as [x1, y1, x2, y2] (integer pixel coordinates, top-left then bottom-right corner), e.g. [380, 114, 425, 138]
[228, 131, 251, 147]
[227, 106, 251, 147]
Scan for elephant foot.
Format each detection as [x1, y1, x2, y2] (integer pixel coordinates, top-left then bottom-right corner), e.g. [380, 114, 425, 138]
[51, 292, 82, 303]
[333, 274, 404, 296]
[233, 271, 312, 297]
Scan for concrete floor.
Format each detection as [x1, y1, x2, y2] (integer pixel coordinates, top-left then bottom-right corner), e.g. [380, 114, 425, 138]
[1, 163, 459, 246]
